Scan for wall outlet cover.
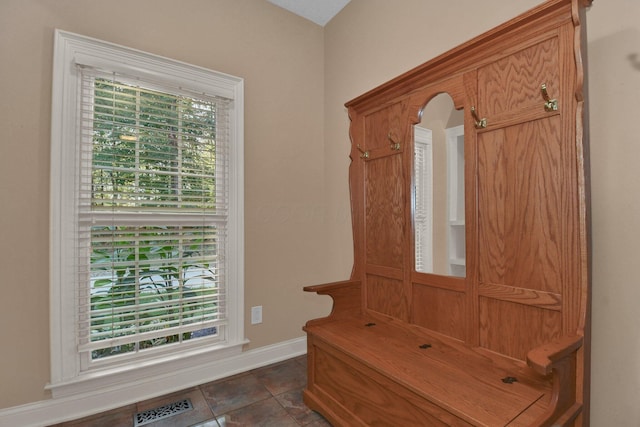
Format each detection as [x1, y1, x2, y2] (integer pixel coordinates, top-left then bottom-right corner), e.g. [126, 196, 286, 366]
[251, 306, 263, 324]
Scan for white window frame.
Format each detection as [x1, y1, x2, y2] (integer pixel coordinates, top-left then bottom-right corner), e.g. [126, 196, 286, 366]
[49, 30, 246, 397]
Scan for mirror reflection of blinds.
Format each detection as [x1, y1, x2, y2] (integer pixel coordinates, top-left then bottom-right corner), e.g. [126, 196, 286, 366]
[414, 127, 433, 273]
[75, 65, 230, 358]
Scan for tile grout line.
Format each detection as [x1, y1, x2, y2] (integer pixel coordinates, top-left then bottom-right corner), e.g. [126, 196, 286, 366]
[201, 357, 310, 426]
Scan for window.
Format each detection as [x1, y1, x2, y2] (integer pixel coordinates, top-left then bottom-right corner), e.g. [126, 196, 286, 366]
[50, 30, 244, 391]
[79, 71, 229, 364]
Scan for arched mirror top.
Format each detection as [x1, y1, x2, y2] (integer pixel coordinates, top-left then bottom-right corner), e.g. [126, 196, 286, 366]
[417, 92, 464, 129]
[416, 89, 465, 124]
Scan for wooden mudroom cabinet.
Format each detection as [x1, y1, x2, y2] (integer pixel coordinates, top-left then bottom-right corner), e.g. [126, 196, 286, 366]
[304, 0, 592, 425]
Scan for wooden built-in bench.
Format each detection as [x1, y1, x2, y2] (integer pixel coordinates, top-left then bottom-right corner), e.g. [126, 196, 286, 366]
[304, 281, 584, 426]
[303, 1, 592, 426]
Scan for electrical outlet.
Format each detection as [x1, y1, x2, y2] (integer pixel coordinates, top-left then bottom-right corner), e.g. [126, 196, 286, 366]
[251, 306, 263, 325]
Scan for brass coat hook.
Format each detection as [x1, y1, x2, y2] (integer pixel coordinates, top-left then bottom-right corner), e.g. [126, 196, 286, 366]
[470, 106, 487, 129]
[356, 144, 369, 159]
[387, 132, 401, 151]
[541, 83, 558, 112]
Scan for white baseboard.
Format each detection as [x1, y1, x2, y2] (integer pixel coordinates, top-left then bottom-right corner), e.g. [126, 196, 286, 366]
[0, 336, 306, 427]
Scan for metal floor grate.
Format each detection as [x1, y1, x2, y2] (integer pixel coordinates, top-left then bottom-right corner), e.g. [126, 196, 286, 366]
[134, 398, 194, 426]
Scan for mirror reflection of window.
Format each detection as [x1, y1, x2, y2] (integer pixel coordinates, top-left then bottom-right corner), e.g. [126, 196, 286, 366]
[414, 127, 433, 273]
[414, 93, 465, 277]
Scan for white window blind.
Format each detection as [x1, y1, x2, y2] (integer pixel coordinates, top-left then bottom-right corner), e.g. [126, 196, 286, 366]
[414, 127, 433, 273]
[76, 66, 230, 361]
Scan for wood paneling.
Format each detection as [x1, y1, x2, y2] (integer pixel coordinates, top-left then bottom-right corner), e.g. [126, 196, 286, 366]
[477, 127, 507, 285]
[478, 116, 564, 294]
[411, 271, 466, 293]
[479, 283, 562, 311]
[478, 37, 560, 119]
[364, 103, 407, 152]
[365, 154, 404, 269]
[366, 274, 409, 321]
[412, 283, 466, 340]
[313, 344, 469, 426]
[479, 297, 562, 360]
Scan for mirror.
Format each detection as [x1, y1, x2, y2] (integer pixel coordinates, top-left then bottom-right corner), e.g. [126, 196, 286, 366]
[414, 93, 465, 277]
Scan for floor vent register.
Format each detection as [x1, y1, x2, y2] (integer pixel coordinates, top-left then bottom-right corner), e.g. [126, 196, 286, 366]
[134, 398, 194, 426]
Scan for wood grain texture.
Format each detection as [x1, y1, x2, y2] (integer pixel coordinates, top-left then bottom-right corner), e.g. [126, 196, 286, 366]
[364, 103, 406, 152]
[365, 274, 409, 321]
[477, 127, 507, 285]
[479, 283, 562, 311]
[478, 37, 560, 118]
[303, 281, 362, 327]
[313, 344, 469, 426]
[463, 69, 482, 348]
[479, 297, 562, 360]
[365, 154, 404, 269]
[412, 283, 466, 340]
[366, 264, 403, 281]
[478, 116, 565, 294]
[306, 315, 551, 426]
[411, 271, 466, 292]
[570, 5, 592, 424]
[527, 334, 583, 376]
[348, 109, 366, 281]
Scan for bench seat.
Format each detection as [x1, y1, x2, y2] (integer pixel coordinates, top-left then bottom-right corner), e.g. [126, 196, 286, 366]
[305, 313, 552, 426]
[303, 281, 584, 426]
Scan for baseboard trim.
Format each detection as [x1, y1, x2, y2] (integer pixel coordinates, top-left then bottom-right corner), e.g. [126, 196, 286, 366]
[0, 336, 307, 427]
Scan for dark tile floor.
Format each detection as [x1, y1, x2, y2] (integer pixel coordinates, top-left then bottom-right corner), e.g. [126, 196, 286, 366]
[52, 356, 331, 427]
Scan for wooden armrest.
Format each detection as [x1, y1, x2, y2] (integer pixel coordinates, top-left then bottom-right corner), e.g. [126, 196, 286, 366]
[527, 334, 584, 376]
[303, 280, 361, 326]
[526, 335, 585, 424]
[304, 279, 361, 294]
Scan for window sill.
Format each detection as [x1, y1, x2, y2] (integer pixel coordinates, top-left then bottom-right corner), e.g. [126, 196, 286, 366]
[47, 339, 249, 399]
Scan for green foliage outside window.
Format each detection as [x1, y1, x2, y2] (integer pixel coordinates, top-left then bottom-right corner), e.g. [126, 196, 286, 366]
[88, 79, 222, 359]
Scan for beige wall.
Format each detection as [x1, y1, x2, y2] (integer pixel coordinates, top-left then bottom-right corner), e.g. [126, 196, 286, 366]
[1, 0, 639, 424]
[324, 0, 640, 424]
[0, 0, 332, 409]
[586, 0, 640, 422]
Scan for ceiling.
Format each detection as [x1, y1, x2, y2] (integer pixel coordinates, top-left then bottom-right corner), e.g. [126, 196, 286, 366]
[266, 0, 351, 26]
